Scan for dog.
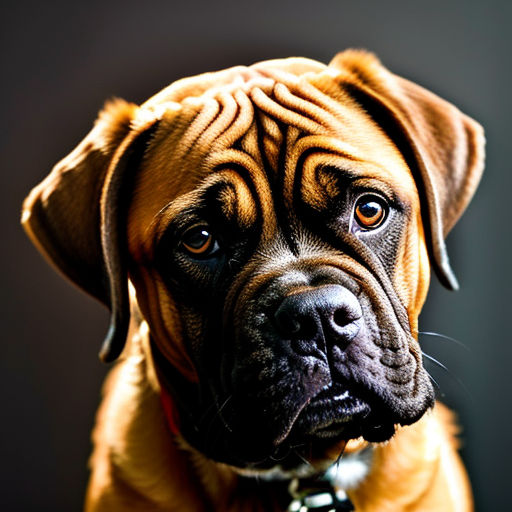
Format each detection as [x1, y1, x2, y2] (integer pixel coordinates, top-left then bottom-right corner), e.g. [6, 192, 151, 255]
[22, 50, 484, 511]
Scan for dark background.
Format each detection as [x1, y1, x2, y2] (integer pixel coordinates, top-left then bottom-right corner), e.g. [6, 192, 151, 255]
[2, 1, 510, 510]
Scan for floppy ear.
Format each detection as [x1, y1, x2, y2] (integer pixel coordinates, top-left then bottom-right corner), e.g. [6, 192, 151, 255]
[329, 50, 485, 290]
[22, 99, 159, 362]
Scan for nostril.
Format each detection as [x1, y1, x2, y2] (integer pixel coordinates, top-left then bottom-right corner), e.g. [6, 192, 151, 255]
[333, 308, 351, 327]
[327, 304, 362, 343]
[293, 316, 318, 339]
[275, 309, 301, 336]
[274, 307, 318, 340]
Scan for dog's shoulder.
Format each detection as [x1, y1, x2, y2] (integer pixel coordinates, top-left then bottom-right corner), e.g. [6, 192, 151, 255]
[85, 323, 207, 511]
[348, 403, 472, 511]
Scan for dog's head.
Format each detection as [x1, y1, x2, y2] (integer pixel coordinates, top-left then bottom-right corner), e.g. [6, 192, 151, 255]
[22, 51, 484, 473]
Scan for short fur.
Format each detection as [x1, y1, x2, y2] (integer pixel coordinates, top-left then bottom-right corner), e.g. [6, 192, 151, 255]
[22, 50, 484, 511]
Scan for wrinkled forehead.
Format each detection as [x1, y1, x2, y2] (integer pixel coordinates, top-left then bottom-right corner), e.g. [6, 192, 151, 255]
[128, 61, 417, 247]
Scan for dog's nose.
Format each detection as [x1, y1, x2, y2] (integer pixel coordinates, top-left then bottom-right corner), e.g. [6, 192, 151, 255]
[274, 285, 362, 352]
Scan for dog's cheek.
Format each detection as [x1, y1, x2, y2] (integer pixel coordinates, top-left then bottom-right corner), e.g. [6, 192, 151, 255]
[411, 220, 431, 329]
[177, 307, 224, 378]
[391, 213, 431, 334]
[130, 267, 199, 382]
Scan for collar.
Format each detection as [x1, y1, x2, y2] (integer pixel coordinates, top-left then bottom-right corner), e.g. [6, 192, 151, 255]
[160, 387, 181, 436]
[287, 471, 355, 511]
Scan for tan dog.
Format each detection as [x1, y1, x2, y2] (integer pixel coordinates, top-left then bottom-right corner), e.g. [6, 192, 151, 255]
[22, 50, 484, 511]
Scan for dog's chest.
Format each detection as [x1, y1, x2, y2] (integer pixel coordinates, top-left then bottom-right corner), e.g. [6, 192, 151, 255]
[286, 448, 373, 511]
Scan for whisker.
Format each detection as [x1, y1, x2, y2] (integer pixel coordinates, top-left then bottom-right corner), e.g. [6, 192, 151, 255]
[197, 402, 220, 425]
[422, 350, 473, 403]
[425, 368, 442, 393]
[197, 394, 232, 427]
[334, 442, 347, 468]
[270, 447, 291, 462]
[419, 331, 470, 352]
[214, 395, 234, 433]
[200, 394, 234, 441]
[293, 449, 314, 469]
[422, 351, 450, 372]
[217, 395, 232, 414]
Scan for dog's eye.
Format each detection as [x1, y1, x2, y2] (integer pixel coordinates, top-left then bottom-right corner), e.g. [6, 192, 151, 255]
[181, 226, 220, 257]
[354, 195, 387, 230]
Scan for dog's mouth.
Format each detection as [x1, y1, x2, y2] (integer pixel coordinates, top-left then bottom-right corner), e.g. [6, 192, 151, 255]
[280, 381, 396, 448]
[292, 383, 372, 439]
[227, 381, 396, 474]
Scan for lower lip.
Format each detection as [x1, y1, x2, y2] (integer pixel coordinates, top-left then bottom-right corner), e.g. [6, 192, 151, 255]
[300, 387, 371, 438]
[310, 403, 369, 435]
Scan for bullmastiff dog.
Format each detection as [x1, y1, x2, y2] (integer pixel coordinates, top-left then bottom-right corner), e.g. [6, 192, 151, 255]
[22, 50, 484, 511]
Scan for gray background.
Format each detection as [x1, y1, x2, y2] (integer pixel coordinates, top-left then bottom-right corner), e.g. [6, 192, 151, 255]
[1, 0, 510, 510]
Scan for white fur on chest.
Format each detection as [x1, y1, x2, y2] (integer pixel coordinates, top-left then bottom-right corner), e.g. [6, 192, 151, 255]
[240, 446, 374, 492]
[325, 447, 374, 490]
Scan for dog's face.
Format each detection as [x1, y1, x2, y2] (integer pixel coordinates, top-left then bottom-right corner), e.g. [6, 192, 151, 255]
[22, 51, 484, 474]
[127, 98, 433, 470]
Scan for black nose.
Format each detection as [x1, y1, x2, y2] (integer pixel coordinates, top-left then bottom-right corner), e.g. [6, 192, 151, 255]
[274, 284, 362, 351]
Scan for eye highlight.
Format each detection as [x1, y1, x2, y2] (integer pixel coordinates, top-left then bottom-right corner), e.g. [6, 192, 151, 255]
[354, 195, 388, 230]
[181, 226, 220, 257]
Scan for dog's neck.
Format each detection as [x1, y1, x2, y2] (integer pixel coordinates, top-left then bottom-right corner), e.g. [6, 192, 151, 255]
[170, 434, 370, 511]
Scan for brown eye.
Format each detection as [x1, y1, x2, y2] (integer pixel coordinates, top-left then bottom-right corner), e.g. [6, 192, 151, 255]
[354, 195, 387, 229]
[182, 226, 219, 257]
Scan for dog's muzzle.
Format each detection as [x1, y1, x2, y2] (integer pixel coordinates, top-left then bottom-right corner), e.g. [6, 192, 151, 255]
[209, 265, 406, 468]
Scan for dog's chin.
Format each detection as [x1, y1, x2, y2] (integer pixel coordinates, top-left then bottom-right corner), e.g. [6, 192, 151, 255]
[288, 383, 396, 444]
[213, 384, 396, 475]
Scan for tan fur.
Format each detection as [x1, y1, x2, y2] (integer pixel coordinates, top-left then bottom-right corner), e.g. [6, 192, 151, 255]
[22, 50, 484, 511]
